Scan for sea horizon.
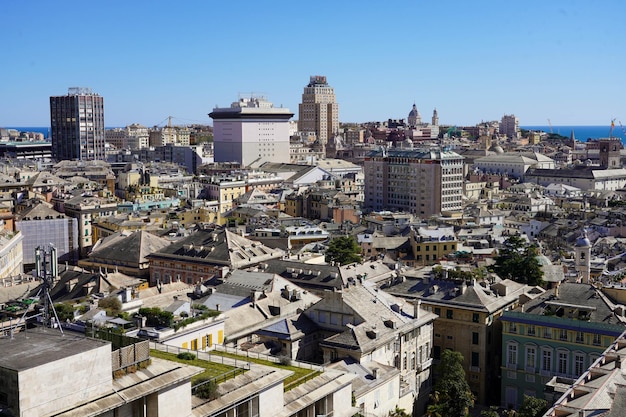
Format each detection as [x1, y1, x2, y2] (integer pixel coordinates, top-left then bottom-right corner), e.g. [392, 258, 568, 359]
[4, 125, 626, 144]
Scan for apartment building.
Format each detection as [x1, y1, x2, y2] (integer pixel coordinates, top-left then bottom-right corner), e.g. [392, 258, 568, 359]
[307, 280, 437, 415]
[147, 227, 285, 286]
[50, 87, 106, 161]
[364, 147, 464, 217]
[60, 193, 118, 256]
[382, 272, 535, 405]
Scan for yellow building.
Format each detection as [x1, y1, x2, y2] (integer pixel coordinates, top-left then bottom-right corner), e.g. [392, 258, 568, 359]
[202, 177, 246, 214]
[406, 226, 459, 266]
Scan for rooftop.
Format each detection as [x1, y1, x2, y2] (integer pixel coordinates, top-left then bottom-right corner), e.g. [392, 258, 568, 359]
[0, 329, 110, 372]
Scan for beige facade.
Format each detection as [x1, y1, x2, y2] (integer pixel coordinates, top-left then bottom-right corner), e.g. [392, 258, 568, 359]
[364, 147, 464, 217]
[298, 75, 339, 145]
[202, 177, 247, 214]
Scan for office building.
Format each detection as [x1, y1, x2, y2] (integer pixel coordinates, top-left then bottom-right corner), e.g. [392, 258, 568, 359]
[298, 75, 339, 145]
[50, 87, 106, 161]
[209, 95, 293, 167]
[364, 147, 464, 217]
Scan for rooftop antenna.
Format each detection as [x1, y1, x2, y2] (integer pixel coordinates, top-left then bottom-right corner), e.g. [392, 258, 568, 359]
[10, 245, 63, 337]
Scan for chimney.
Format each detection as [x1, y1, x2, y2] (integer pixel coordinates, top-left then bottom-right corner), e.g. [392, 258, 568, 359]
[215, 304, 220, 311]
[372, 368, 378, 379]
[554, 283, 560, 298]
[414, 300, 422, 319]
[616, 355, 622, 369]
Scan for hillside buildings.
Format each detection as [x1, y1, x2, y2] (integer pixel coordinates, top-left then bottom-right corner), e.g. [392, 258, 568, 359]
[50, 87, 106, 161]
[364, 147, 464, 216]
[298, 75, 339, 145]
[209, 96, 293, 167]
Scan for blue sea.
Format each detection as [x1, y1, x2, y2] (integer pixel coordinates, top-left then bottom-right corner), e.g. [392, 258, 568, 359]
[522, 125, 626, 145]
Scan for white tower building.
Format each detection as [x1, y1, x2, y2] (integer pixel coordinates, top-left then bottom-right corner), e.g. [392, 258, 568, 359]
[210, 95, 293, 167]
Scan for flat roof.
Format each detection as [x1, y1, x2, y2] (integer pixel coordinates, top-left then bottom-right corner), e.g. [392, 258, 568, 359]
[0, 329, 110, 372]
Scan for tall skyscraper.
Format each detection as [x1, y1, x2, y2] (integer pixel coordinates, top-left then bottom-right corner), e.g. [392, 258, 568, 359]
[209, 95, 293, 167]
[50, 87, 105, 161]
[298, 75, 339, 145]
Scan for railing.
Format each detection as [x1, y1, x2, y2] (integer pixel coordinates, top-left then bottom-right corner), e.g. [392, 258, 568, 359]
[149, 342, 324, 371]
[214, 344, 324, 371]
[112, 340, 151, 372]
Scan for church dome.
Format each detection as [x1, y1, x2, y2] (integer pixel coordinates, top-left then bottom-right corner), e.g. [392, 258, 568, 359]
[408, 104, 420, 118]
[576, 231, 591, 247]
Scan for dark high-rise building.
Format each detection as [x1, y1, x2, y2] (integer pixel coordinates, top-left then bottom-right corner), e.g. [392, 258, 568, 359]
[50, 87, 105, 161]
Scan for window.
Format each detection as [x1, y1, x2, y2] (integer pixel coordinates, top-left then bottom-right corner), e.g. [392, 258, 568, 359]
[507, 343, 518, 367]
[593, 334, 601, 346]
[446, 310, 453, 319]
[527, 325, 536, 336]
[472, 332, 479, 345]
[558, 351, 568, 375]
[471, 352, 479, 367]
[542, 349, 552, 373]
[576, 332, 584, 343]
[434, 308, 441, 316]
[543, 328, 552, 339]
[559, 329, 568, 341]
[526, 346, 536, 371]
[472, 313, 479, 323]
[433, 346, 441, 360]
[574, 353, 585, 376]
[510, 322, 517, 334]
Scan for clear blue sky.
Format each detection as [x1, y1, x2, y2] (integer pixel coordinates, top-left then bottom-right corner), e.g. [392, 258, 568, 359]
[1, 0, 624, 127]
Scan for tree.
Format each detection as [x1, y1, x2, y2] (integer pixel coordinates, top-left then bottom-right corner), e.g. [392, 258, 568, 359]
[54, 302, 77, 322]
[433, 350, 474, 417]
[325, 236, 362, 265]
[193, 377, 219, 400]
[480, 407, 501, 417]
[99, 296, 122, 316]
[493, 235, 544, 286]
[517, 395, 547, 417]
[388, 407, 410, 417]
[138, 307, 174, 327]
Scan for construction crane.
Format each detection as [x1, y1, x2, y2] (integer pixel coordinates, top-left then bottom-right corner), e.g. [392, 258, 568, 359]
[609, 118, 616, 138]
[547, 118, 553, 134]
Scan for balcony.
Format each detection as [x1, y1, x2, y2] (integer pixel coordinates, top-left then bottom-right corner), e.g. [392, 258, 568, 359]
[416, 358, 433, 372]
[470, 366, 481, 373]
[525, 366, 536, 373]
[507, 362, 517, 370]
